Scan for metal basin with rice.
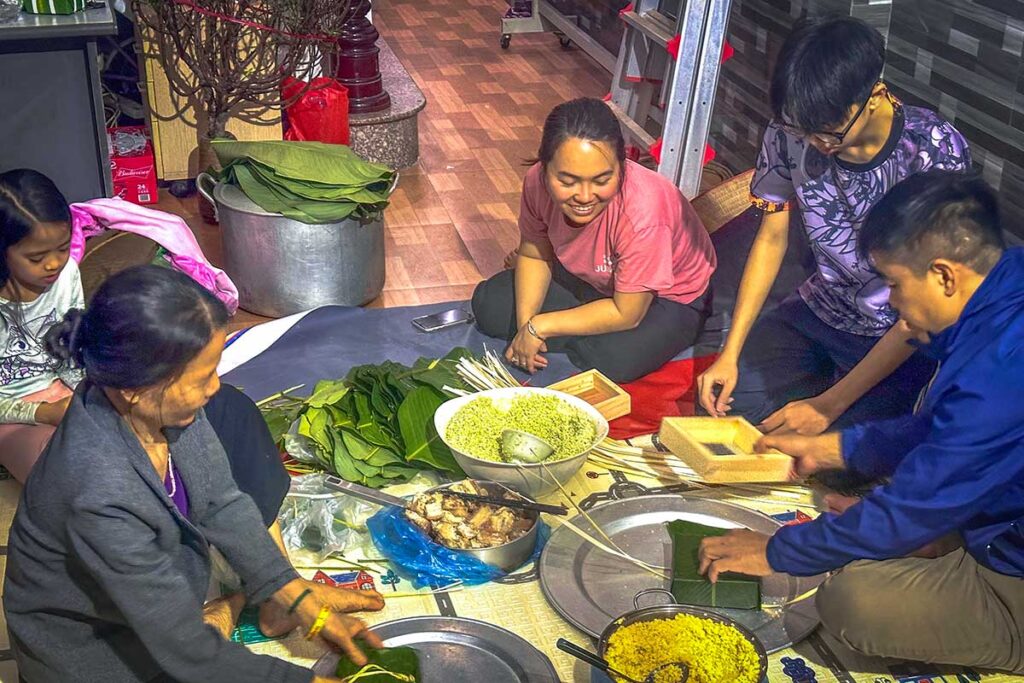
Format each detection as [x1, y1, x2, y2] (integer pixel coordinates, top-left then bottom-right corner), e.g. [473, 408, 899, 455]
[196, 173, 392, 317]
[434, 387, 609, 498]
[596, 589, 769, 683]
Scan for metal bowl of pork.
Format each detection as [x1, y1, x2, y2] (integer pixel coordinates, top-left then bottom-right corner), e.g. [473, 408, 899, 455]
[596, 589, 769, 683]
[423, 480, 540, 573]
[434, 387, 609, 498]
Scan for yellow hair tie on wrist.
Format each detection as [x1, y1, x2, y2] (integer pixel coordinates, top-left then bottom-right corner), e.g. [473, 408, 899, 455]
[304, 605, 331, 641]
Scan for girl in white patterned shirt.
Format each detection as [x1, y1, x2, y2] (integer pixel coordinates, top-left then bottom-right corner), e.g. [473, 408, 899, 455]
[0, 169, 83, 482]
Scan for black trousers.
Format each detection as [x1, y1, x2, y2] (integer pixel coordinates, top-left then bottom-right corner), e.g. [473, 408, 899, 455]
[204, 384, 290, 527]
[471, 264, 711, 383]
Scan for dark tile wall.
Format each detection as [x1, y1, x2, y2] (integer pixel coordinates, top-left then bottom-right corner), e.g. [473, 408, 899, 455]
[708, 0, 892, 175]
[883, 0, 1024, 239]
[545, 0, 631, 54]
[708, 0, 1024, 239]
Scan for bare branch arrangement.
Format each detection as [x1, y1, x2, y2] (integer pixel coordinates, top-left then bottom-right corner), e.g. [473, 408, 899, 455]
[134, 0, 353, 140]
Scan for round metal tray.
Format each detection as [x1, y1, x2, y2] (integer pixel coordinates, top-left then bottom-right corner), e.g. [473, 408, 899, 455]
[312, 616, 560, 682]
[538, 494, 824, 653]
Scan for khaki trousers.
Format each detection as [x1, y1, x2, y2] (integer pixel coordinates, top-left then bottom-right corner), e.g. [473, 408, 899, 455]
[816, 549, 1024, 673]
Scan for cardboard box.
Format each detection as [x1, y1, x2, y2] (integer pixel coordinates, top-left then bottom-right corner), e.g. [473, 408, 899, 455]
[108, 126, 158, 205]
[546, 369, 631, 421]
[658, 416, 795, 483]
[311, 569, 377, 592]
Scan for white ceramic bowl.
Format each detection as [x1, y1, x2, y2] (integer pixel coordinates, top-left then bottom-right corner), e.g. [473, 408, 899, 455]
[434, 387, 609, 498]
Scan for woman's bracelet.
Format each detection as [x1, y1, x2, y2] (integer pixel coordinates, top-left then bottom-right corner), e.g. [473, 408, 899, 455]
[304, 605, 332, 641]
[526, 319, 546, 341]
[287, 588, 313, 615]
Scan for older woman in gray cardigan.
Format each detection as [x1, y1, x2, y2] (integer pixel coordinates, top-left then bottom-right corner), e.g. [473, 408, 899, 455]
[4, 266, 383, 683]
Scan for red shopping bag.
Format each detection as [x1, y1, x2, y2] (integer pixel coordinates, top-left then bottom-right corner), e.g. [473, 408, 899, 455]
[282, 77, 350, 145]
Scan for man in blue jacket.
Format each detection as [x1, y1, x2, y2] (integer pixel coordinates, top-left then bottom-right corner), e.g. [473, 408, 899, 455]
[698, 170, 1024, 672]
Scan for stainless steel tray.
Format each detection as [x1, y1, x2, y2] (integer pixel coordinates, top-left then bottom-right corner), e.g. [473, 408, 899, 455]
[312, 616, 560, 682]
[538, 494, 824, 653]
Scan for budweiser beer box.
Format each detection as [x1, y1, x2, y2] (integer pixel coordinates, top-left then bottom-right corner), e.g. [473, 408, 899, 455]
[108, 126, 158, 205]
[311, 570, 377, 592]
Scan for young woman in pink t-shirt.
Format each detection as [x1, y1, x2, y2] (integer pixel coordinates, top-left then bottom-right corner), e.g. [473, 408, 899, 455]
[471, 98, 717, 383]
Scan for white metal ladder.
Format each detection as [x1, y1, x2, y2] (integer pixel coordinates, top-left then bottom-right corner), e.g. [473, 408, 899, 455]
[608, 0, 733, 198]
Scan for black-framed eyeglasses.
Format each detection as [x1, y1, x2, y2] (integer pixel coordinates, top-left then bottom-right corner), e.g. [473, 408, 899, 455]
[778, 88, 874, 146]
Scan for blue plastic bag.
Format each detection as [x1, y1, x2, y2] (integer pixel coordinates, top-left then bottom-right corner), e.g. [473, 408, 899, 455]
[366, 505, 550, 589]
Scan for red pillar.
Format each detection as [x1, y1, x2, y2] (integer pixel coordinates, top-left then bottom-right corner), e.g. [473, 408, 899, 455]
[333, 0, 391, 114]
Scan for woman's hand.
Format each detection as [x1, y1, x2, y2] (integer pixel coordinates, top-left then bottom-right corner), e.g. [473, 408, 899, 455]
[506, 323, 548, 374]
[309, 612, 384, 666]
[273, 579, 385, 665]
[759, 396, 839, 436]
[756, 432, 844, 478]
[698, 530, 774, 582]
[307, 581, 385, 614]
[697, 356, 738, 416]
[202, 593, 245, 639]
[35, 396, 72, 426]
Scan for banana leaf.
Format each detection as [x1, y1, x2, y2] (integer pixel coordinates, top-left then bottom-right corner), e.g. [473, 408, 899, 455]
[230, 165, 364, 224]
[398, 386, 464, 475]
[263, 349, 475, 487]
[332, 437, 363, 482]
[335, 644, 420, 681]
[248, 162, 391, 204]
[262, 405, 300, 445]
[308, 379, 350, 408]
[212, 140, 394, 188]
[298, 408, 333, 454]
[667, 520, 761, 610]
[365, 447, 404, 467]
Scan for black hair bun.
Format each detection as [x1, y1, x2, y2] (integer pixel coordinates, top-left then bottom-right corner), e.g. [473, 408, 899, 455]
[44, 308, 86, 365]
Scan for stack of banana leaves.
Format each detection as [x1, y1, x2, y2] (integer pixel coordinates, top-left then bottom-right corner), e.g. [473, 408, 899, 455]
[212, 140, 396, 223]
[260, 349, 472, 489]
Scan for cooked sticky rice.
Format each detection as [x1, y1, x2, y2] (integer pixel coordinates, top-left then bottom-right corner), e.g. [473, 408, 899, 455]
[604, 613, 761, 683]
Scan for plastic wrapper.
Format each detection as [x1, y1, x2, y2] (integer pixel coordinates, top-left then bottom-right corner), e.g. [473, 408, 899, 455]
[277, 473, 380, 564]
[0, 0, 21, 23]
[283, 421, 320, 464]
[366, 505, 551, 589]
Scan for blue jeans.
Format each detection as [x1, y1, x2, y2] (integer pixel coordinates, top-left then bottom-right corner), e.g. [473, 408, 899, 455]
[728, 295, 935, 429]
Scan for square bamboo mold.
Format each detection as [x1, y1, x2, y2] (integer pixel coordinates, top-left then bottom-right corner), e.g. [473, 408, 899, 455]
[546, 369, 631, 421]
[658, 416, 795, 483]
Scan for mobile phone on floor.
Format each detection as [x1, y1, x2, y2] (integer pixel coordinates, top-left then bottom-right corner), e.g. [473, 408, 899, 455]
[411, 307, 475, 332]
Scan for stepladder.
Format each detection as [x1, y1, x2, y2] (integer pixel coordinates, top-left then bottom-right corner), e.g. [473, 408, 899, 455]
[608, 0, 734, 198]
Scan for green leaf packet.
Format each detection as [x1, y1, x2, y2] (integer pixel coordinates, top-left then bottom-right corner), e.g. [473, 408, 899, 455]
[667, 520, 761, 610]
[335, 644, 421, 682]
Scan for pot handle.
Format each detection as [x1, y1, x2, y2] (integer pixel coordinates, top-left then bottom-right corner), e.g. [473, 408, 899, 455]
[633, 587, 677, 610]
[386, 171, 400, 197]
[196, 172, 218, 206]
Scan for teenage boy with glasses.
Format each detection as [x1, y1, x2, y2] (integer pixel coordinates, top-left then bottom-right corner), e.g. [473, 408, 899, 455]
[698, 16, 971, 438]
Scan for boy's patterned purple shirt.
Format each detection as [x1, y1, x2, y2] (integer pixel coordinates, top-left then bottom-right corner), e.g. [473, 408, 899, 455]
[750, 103, 972, 337]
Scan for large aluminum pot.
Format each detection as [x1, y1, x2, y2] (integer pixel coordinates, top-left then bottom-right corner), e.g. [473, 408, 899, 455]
[596, 588, 769, 683]
[197, 173, 391, 317]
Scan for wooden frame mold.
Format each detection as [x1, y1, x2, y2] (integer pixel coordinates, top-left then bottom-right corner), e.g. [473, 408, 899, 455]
[546, 369, 631, 421]
[658, 417, 794, 483]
